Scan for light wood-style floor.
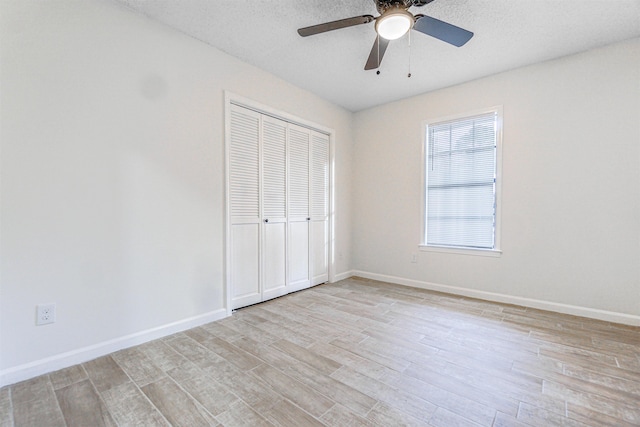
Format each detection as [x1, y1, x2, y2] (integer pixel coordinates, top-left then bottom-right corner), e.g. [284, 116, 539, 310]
[2, 277, 639, 426]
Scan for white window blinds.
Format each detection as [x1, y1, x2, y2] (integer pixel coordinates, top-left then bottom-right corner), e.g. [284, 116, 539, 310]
[425, 111, 498, 250]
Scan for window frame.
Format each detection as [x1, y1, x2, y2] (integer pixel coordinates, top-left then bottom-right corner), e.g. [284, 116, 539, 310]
[419, 106, 503, 257]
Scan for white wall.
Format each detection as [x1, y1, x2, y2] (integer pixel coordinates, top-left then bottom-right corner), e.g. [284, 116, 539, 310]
[352, 38, 640, 321]
[0, 0, 353, 383]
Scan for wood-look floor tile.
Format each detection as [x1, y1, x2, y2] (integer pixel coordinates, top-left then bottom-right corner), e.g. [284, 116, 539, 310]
[427, 340, 517, 373]
[232, 334, 374, 415]
[307, 341, 390, 380]
[216, 400, 276, 427]
[330, 337, 411, 371]
[200, 321, 245, 342]
[446, 330, 538, 358]
[12, 393, 66, 427]
[379, 368, 496, 426]
[83, 356, 130, 392]
[262, 399, 326, 427]
[387, 311, 452, 341]
[616, 354, 640, 373]
[138, 339, 190, 372]
[270, 339, 341, 375]
[562, 363, 640, 397]
[183, 326, 214, 343]
[199, 336, 263, 371]
[530, 330, 594, 349]
[248, 363, 334, 417]
[282, 360, 377, 417]
[49, 364, 88, 390]
[304, 302, 385, 331]
[164, 333, 227, 371]
[400, 361, 520, 417]
[217, 317, 281, 345]
[10, 375, 53, 404]
[426, 354, 542, 396]
[539, 343, 619, 369]
[366, 401, 426, 426]
[11, 375, 65, 427]
[232, 310, 269, 325]
[428, 406, 483, 427]
[380, 289, 429, 305]
[364, 319, 432, 344]
[511, 356, 565, 378]
[0, 387, 13, 427]
[55, 380, 115, 427]
[258, 302, 366, 342]
[283, 290, 331, 308]
[492, 412, 531, 427]
[531, 366, 638, 406]
[319, 403, 376, 427]
[516, 402, 587, 427]
[591, 337, 640, 357]
[231, 335, 299, 369]
[331, 366, 437, 422]
[566, 401, 640, 427]
[112, 347, 165, 387]
[100, 382, 169, 426]
[166, 363, 237, 415]
[142, 377, 215, 427]
[330, 300, 396, 324]
[244, 315, 317, 348]
[360, 331, 439, 365]
[542, 380, 640, 424]
[253, 305, 346, 345]
[197, 358, 280, 414]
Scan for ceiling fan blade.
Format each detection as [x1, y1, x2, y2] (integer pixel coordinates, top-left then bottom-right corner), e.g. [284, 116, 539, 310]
[298, 15, 375, 37]
[413, 15, 473, 47]
[365, 35, 390, 70]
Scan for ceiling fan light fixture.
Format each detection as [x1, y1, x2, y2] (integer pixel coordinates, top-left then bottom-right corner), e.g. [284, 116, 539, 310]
[375, 7, 413, 40]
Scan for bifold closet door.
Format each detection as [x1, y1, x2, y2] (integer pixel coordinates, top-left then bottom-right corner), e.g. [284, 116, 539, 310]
[287, 124, 311, 292]
[228, 103, 330, 309]
[229, 105, 261, 309]
[261, 116, 288, 301]
[310, 131, 329, 285]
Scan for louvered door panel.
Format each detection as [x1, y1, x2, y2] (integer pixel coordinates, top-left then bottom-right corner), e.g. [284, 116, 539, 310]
[310, 131, 329, 285]
[229, 105, 261, 309]
[311, 132, 329, 218]
[288, 125, 310, 218]
[262, 117, 287, 219]
[287, 124, 310, 292]
[262, 116, 287, 301]
[229, 105, 260, 220]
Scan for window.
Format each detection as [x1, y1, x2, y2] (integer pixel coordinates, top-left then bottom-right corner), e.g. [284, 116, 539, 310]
[421, 107, 502, 255]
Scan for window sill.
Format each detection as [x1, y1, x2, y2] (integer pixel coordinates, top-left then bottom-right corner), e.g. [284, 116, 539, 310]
[419, 245, 502, 257]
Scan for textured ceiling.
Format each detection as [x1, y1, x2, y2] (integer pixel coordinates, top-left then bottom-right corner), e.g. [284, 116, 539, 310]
[115, 0, 640, 112]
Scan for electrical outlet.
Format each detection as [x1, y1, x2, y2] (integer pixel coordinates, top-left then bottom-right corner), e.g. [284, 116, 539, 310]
[411, 253, 418, 263]
[36, 303, 56, 325]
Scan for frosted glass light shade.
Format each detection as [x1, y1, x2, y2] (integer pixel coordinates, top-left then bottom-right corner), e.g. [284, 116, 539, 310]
[375, 8, 413, 40]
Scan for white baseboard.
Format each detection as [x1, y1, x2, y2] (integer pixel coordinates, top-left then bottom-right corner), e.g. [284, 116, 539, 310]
[331, 270, 355, 283]
[0, 308, 229, 388]
[350, 270, 640, 327]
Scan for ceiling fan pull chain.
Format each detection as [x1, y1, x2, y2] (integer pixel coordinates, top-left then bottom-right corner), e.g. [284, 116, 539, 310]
[376, 34, 382, 75]
[408, 29, 412, 78]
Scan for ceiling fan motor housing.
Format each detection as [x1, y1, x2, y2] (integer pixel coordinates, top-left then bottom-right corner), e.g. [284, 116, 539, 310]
[375, 0, 433, 14]
[411, 0, 435, 6]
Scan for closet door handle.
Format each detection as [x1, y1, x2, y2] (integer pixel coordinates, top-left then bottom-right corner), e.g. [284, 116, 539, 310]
[306, 217, 311, 221]
[264, 219, 269, 223]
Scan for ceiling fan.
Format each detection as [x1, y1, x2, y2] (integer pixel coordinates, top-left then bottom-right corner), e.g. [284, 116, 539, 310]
[297, 0, 473, 71]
